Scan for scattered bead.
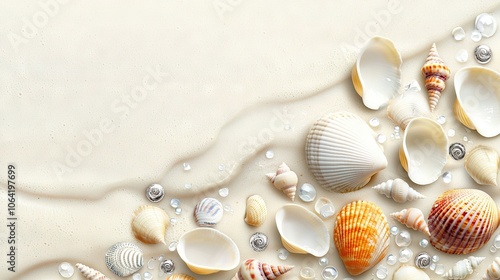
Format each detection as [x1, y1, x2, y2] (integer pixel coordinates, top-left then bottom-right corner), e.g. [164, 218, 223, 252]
[429, 262, 436, 271]
[145, 183, 164, 203]
[58, 262, 75, 278]
[298, 183, 317, 202]
[386, 254, 397, 266]
[300, 267, 315, 279]
[319, 257, 329, 266]
[175, 207, 182, 215]
[369, 117, 380, 127]
[452, 27, 466, 41]
[184, 183, 192, 189]
[471, 29, 482, 42]
[431, 255, 440, 263]
[143, 271, 152, 280]
[455, 49, 469, 63]
[449, 143, 466, 160]
[158, 254, 165, 262]
[415, 252, 431, 268]
[170, 198, 180, 208]
[132, 273, 142, 280]
[182, 162, 191, 171]
[277, 248, 289, 260]
[419, 238, 429, 248]
[265, 150, 275, 159]
[160, 259, 175, 273]
[249, 232, 269, 252]
[447, 129, 456, 137]
[398, 248, 413, 263]
[315, 197, 335, 218]
[395, 230, 412, 247]
[376, 265, 388, 279]
[475, 13, 497, 37]
[321, 266, 339, 280]
[437, 115, 446, 125]
[223, 204, 234, 213]
[376, 134, 387, 144]
[390, 226, 399, 236]
[168, 241, 177, 252]
[475, 45, 492, 64]
[147, 258, 157, 270]
[442, 171, 452, 183]
[218, 187, 229, 197]
[434, 264, 446, 275]
[490, 245, 497, 253]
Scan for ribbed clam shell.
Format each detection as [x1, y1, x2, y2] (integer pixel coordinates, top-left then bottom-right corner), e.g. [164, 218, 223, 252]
[75, 263, 110, 280]
[306, 112, 387, 193]
[231, 258, 294, 280]
[334, 200, 390, 276]
[465, 145, 499, 186]
[428, 189, 500, 254]
[421, 43, 450, 112]
[483, 257, 500, 280]
[131, 205, 169, 244]
[104, 242, 143, 277]
[399, 117, 448, 185]
[177, 227, 240, 274]
[372, 178, 425, 203]
[166, 274, 196, 280]
[266, 162, 297, 201]
[352, 36, 402, 110]
[390, 208, 430, 236]
[387, 81, 431, 130]
[244, 195, 267, 227]
[453, 66, 500, 138]
[194, 197, 223, 227]
[443, 256, 485, 280]
[275, 204, 330, 257]
[393, 265, 430, 280]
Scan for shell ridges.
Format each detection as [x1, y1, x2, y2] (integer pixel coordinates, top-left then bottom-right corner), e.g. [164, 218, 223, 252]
[390, 208, 430, 236]
[372, 178, 425, 203]
[244, 195, 267, 227]
[194, 197, 224, 227]
[231, 258, 293, 280]
[131, 205, 169, 244]
[104, 242, 143, 277]
[76, 263, 110, 280]
[266, 162, 297, 201]
[465, 145, 499, 186]
[421, 43, 450, 112]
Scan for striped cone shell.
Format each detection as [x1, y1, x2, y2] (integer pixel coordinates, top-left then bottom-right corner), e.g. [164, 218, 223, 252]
[421, 43, 450, 112]
[483, 257, 500, 280]
[75, 263, 110, 280]
[231, 258, 294, 280]
[390, 208, 430, 236]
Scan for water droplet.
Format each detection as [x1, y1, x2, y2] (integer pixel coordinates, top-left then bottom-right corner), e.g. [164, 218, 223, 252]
[300, 267, 315, 279]
[390, 226, 399, 236]
[147, 258, 157, 270]
[376, 265, 388, 279]
[319, 257, 329, 266]
[471, 29, 482, 42]
[158, 254, 165, 262]
[386, 254, 397, 265]
[437, 115, 446, 124]
[419, 238, 429, 248]
[452, 27, 466, 40]
[265, 150, 274, 159]
[184, 183, 192, 189]
[277, 248, 289, 260]
[218, 164, 225, 171]
[143, 271, 152, 280]
[249, 232, 269, 252]
[218, 187, 229, 197]
[369, 117, 380, 127]
[442, 172, 452, 184]
[224, 204, 233, 212]
[58, 262, 75, 278]
[321, 266, 338, 280]
[168, 241, 177, 252]
[449, 143, 466, 160]
[395, 230, 412, 247]
[404, 80, 421, 92]
[491, 245, 497, 253]
[160, 259, 175, 273]
[448, 129, 456, 137]
[175, 207, 182, 215]
[431, 255, 440, 263]
[170, 218, 177, 224]
[132, 273, 142, 280]
[435, 264, 445, 275]
[146, 183, 164, 203]
[494, 235, 500, 248]
[299, 183, 317, 202]
[394, 126, 400, 132]
[182, 162, 191, 171]
[463, 136, 468, 142]
[376, 134, 387, 144]
[170, 198, 180, 208]
[398, 248, 413, 263]
[429, 262, 436, 271]
[475, 13, 497, 38]
[455, 49, 469, 63]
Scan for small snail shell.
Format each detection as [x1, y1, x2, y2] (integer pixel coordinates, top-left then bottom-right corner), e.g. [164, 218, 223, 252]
[372, 178, 425, 203]
[449, 143, 466, 160]
[266, 162, 297, 201]
[145, 183, 164, 202]
[160, 259, 175, 274]
[390, 208, 430, 236]
[443, 256, 485, 280]
[421, 43, 450, 112]
[483, 257, 500, 280]
[75, 263, 110, 280]
[414, 252, 431, 269]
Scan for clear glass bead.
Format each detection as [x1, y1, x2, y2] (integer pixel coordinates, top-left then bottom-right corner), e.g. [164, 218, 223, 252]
[448, 129, 456, 137]
[58, 262, 75, 278]
[143, 271, 152, 280]
[432, 255, 440, 263]
[175, 207, 182, 215]
[218, 164, 225, 171]
[471, 29, 482, 42]
[224, 204, 233, 213]
[376, 265, 388, 279]
[494, 235, 500, 248]
[376, 134, 387, 144]
[395, 230, 412, 247]
[463, 136, 469, 141]
[170, 218, 177, 224]
[170, 198, 180, 208]
[442, 172, 452, 183]
[315, 197, 335, 218]
[398, 248, 413, 263]
[321, 266, 338, 280]
[319, 257, 329, 266]
[435, 264, 445, 275]
[277, 248, 289, 260]
[300, 267, 315, 279]
[456, 49, 468, 63]
[132, 273, 142, 280]
[218, 187, 229, 197]
[491, 246, 497, 253]
[452, 27, 466, 41]
[369, 118, 380, 127]
[265, 150, 274, 159]
[386, 254, 397, 265]
[298, 183, 317, 202]
[437, 115, 446, 124]
[184, 183, 192, 189]
[429, 262, 436, 271]
[168, 241, 177, 252]
[419, 239, 429, 248]
[147, 258, 157, 269]
[182, 162, 191, 171]
[390, 226, 399, 236]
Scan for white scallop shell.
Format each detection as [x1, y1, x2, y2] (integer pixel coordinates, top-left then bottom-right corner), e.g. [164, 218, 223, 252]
[444, 256, 485, 280]
[194, 197, 223, 227]
[393, 265, 430, 280]
[399, 117, 448, 185]
[131, 205, 169, 244]
[372, 178, 425, 203]
[76, 263, 110, 280]
[387, 81, 431, 130]
[275, 204, 330, 257]
[244, 195, 267, 227]
[390, 208, 430, 236]
[105, 242, 143, 277]
[465, 145, 499, 186]
[352, 36, 402, 110]
[483, 257, 500, 280]
[177, 227, 240, 275]
[454, 66, 500, 138]
[266, 162, 297, 201]
[306, 112, 388, 193]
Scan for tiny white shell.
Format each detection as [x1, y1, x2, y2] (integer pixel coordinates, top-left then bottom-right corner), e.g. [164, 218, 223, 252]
[483, 257, 500, 280]
[372, 178, 425, 203]
[105, 242, 143, 277]
[393, 265, 430, 280]
[194, 198, 224, 227]
[390, 208, 430, 236]
[444, 256, 485, 280]
[76, 263, 110, 280]
[244, 195, 267, 227]
[266, 162, 297, 201]
[465, 145, 499, 186]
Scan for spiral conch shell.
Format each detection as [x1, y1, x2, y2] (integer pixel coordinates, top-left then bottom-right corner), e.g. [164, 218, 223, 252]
[105, 242, 143, 277]
[76, 263, 110, 280]
[465, 145, 499, 186]
[390, 208, 430, 236]
[483, 257, 500, 280]
[166, 274, 196, 280]
[231, 258, 294, 280]
[443, 256, 485, 280]
[334, 200, 390, 275]
[387, 80, 431, 130]
[421, 43, 450, 112]
[266, 162, 297, 201]
[372, 178, 425, 203]
[244, 195, 267, 227]
[428, 188, 500, 254]
[131, 205, 169, 244]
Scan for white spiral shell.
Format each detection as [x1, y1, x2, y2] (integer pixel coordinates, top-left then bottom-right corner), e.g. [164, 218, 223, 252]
[75, 263, 110, 280]
[443, 256, 485, 280]
[483, 257, 500, 280]
[231, 258, 294, 280]
[390, 208, 430, 236]
[194, 197, 224, 227]
[372, 178, 425, 203]
[465, 145, 499, 186]
[266, 162, 297, 201]
[104, 242, 143, 277]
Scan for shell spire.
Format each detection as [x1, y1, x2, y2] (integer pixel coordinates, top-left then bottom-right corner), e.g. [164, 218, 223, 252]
[372, 178, 425, 203]
[266, 162, 297, 201]
[483, 257, 500, 280]
[421, 43, 450, 112]
[76, 263, 111, 280]
[390, 208, 430, 236]
[232, 258, 294, 280]
[443, 256, 485, 279]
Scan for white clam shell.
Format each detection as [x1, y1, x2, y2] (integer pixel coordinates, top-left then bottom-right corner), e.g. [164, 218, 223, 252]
[244, 195, 267, 227]
[393, 265, 430, 280]
[194, 197, 223, 227]
[352, 36, 402, 110]
[444, 256, 485, 280]
[306, 112, 388, 193]
[131, 205, 169, 244]
[275, 204, 330, 257]
[454, 66, 500, 138]
[105, 242, 143, 277]
[465, 145, 499, 186]
[387, 81, 431, 130]
[372, 178, 425, 203]
[76, 263, 110, 280]
[399, 117, 448, 185]
[483, 257, 500, 280]
[177, 227, 240, 275]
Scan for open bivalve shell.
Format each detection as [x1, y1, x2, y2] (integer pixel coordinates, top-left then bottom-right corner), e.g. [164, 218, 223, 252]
[334, 200, 390, 276]
[352, 36, 402, 110]
[428, 188, 500, 254]
[399, 117, 448, 185]
[454, 66, 500, 138]
[177, 228, 240, 275]
[306, 112, 388, 193]
[275, 204, 330, 257]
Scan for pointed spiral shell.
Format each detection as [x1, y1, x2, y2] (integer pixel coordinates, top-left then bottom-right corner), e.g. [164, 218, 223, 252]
[266, 162, 297, 201]
[390, 208, 430, 236]
[75, 263, 110, 280]
[443, 256, 485, 279]
[421, 43, 450, 112]
[244, 195, 267, 227]
[231, 258, 294, 280]
[372, 178, 425, 203]
[483, 257, 500, 280]
[465, 145, 499, 186]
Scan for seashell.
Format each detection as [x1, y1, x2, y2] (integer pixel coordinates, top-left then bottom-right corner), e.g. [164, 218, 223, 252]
[306, 112, 387, 193]
[352, 36, 402, 110]
[443, 256, 485, 280]
[244, 195, 267, 227]
[249, 232, 269, 252]
[105, 241, 143, 277]
[449, 142, 466, 160]
[393, 265, 430, 280]
[421, 43, 450, 112]
[131, 205, 169, 244]
[475, 45, 492, 64]
[145, 183, 164, 202]
[231, 258, 294, 280]
[387, 80, 431, 130]
[414, 252, 431, 269]
[483, 257, 500, 280]
[428, 188, 500, 254]
[194, 197, 223, 227]
[75, 263, 110, 280]
[334, 200, 390, 276]
[160, 259, 175, 273]
[453, 66, 500, 138]
[266, 162, 297, 201]
[390, 208, 430, 236]
[372, 178, 425, 203]
[399, 117, 448, 185]
[464, 145, 499, 186]
[166, 274, 196, 280]
[177, 227, 240, 274]
[275, 204, 330, 257]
